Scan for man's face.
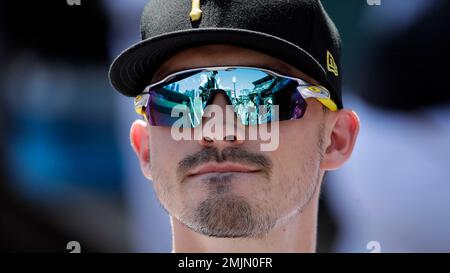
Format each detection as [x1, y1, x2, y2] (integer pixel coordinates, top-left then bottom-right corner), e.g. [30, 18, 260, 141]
[134, 45, 332, 238]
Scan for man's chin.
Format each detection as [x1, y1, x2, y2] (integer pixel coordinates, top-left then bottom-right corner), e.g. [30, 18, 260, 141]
[178, 194, 275, 238]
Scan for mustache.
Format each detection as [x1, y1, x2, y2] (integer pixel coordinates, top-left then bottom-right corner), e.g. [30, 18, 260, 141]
[177, 146, 273, 180]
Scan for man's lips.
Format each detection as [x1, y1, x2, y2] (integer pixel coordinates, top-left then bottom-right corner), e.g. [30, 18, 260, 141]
[186, 163, 260, 177]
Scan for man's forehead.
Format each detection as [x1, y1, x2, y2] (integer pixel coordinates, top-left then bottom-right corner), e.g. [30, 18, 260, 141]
[151, 44, 318, 84]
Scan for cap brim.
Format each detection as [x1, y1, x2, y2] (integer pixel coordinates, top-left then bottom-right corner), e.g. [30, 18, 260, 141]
[109, 28, 340, 107]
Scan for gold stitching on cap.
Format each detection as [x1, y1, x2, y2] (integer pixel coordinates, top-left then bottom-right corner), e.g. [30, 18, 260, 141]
[327, 50, 339, 77]
[190, 0, 202, 21]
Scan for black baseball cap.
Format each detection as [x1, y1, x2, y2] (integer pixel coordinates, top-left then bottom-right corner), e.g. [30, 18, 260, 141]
[109, 0, 343, 109]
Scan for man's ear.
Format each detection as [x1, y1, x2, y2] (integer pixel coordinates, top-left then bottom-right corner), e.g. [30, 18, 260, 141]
[320, 109, 360, 170]
[130, 119, 152, 179]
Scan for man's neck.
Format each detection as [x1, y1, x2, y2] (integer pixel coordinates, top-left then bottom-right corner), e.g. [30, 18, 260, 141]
[171, 192, 319, 253]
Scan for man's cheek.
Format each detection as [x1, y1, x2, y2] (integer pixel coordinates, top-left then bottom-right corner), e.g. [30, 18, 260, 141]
[259, 117, 280, 152]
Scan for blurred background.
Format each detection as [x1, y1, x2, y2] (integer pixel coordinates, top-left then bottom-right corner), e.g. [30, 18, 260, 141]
[0, 0, 449, 252]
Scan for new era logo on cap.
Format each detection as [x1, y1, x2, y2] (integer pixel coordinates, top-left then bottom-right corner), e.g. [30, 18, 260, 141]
[327, 50, 339, 77]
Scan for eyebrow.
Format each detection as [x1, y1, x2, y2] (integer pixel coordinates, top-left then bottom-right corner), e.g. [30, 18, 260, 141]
[258, 64, 293, 77]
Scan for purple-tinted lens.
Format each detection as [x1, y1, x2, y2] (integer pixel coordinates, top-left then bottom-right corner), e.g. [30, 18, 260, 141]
[271, 80, 308, 121]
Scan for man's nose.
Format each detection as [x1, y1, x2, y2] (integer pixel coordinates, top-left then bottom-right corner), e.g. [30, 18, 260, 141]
[199, 91, 244, 147]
